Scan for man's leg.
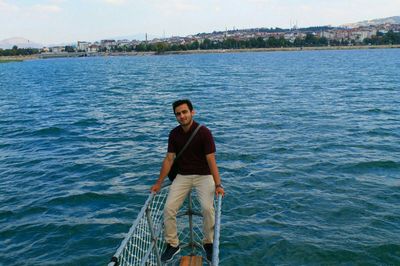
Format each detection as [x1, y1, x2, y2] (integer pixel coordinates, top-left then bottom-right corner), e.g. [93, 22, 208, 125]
[164, 174, 192, 247]
[194, 175, 215, 245]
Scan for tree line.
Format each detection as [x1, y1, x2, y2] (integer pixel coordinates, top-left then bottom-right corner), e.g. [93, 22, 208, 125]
[135, 34, 331, 54]
[363, 30, 400, 45]
[0, 46, 40, 56]
[135, 31, 400, 53]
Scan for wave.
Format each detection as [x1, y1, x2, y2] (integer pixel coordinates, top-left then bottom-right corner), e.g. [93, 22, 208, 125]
[46, 191, 126, 207]
[33, 126, 68, 136]
[340, 160, 400, 171]
[72, 118, 100, 127]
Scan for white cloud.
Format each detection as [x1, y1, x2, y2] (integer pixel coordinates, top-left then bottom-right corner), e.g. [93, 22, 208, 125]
[246, 0, 274, 3]
[0, 0, 19, 12]
[31, 4, 62, 13]
[0, 1, 62, 14]
[104, 0, 127, 5]
[174, 1, 199, 12]
[151, 0, 201, 14]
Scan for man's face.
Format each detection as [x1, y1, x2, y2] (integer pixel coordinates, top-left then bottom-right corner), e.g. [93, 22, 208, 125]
[174, 104, 194, 126]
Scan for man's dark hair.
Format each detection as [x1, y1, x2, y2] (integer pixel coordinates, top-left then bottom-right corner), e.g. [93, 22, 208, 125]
[172, 99, 193, 113]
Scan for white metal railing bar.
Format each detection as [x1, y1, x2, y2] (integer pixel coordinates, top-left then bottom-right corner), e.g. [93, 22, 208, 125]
[212, 194, 223, 265]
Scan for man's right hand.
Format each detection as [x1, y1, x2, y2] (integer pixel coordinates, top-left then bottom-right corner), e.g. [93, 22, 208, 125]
[151, 182, 162, 194]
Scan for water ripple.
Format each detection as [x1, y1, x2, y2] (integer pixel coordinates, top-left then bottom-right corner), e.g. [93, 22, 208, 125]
[1, 50, 400, 265]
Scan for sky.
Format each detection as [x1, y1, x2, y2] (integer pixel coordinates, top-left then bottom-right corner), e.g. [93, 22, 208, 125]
[1, 0, 399, 45]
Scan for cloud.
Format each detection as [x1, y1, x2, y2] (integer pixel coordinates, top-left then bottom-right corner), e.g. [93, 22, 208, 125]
[173, 1, 200, 12]
[104, 0, 127, 5]
[0, 1, 62, 14]
[151, 0, 201, 14]
[246, 0, 273, 3]
[31, 4, 62, 13]
[0, 0, 19, 12]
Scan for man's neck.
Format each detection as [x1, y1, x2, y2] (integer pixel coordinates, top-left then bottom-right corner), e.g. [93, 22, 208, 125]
[181, 120, 194, 133]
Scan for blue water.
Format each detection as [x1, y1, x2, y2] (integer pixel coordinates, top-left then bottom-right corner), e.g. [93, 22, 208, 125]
[1, 49, 400, 265]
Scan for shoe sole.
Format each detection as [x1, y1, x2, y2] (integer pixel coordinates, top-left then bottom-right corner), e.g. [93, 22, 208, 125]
[162, 247, 181, 263]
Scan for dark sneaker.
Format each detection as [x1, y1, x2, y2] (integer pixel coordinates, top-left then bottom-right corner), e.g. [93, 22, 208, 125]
[203, 243, 213, 262]
[161, 244, 180, 262]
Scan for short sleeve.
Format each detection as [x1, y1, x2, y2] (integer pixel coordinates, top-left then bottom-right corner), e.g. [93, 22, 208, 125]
[202, 127, 216, 155]
[167, 131, 176, 153]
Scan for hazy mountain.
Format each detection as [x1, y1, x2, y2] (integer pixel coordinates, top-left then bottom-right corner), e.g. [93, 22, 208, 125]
[0, 37, 44, 49]
[341, 16, 400, 28]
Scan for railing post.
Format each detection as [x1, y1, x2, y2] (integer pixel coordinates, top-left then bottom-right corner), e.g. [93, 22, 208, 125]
[145, 207, 162, 266]
[188, 190, 195, 255]
[212, 194, 222, 265]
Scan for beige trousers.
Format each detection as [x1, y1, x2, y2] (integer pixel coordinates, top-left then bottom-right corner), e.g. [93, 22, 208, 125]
[164, 174, 215, 247]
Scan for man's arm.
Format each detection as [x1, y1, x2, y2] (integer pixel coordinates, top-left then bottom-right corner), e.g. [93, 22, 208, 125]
[206, 153, 225, 196]
[151, 152, 175, 193]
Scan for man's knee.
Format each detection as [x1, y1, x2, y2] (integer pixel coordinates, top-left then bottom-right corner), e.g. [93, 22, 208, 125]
[164, 203, 178, 218]
[202, 205, 215, 217]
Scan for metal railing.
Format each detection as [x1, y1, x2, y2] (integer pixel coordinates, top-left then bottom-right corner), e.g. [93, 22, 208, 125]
[108, 181, 223, 266]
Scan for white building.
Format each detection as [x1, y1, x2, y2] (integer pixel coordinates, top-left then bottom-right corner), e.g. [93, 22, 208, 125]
[319, 31, 335, 40]
[51, 46, 65, 53]
[88, 44, 100, 53]
[349, 29, 376, 42]
[100, 40, 116, 50]
[77, 41, 91, 52]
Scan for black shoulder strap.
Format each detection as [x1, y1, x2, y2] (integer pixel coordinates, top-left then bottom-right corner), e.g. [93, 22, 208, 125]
[175, 124, 202, 161]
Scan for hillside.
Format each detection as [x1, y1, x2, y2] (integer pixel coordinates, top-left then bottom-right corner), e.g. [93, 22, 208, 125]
[0, 37, 43, 49]
[341, 16, 400, 28]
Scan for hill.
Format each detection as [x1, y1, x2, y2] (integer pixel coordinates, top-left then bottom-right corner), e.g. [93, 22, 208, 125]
[341, 16, 400, 28]
[0, 37, 43, 49]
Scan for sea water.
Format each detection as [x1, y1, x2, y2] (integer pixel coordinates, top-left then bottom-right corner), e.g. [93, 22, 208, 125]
[1, 49, 399, 265]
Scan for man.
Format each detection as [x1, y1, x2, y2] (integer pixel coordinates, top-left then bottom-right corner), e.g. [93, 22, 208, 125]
[151, 99, 225, 263]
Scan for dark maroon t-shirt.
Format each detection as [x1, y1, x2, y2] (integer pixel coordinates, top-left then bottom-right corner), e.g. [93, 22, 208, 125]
[168, 121, 216, 175]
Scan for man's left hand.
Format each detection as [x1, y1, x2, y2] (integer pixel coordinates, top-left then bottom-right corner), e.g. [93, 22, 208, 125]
[216, 186, 225, 197]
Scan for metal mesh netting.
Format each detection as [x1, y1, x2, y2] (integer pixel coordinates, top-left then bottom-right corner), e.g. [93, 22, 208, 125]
[109, 183, 215, 266]
[110, 186, 169, 266]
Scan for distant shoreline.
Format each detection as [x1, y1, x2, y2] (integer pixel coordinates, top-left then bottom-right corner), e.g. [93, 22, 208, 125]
[1, 45, 400, 62]
[0, 55, 38, 63]
[163, 44, 400, 55]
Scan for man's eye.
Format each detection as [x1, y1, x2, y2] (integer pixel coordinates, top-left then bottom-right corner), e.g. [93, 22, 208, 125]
[176, 110, 189, 116]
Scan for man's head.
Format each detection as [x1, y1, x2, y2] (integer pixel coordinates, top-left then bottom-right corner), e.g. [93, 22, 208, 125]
[172, 99, 193, 113]
[172, 99, 195, 127]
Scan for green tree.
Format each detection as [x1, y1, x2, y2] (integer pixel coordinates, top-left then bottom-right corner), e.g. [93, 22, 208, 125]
[318, 36, 328, 46]
[267, 36, 280, 47]
[155, 42, 169, 54]
[293, 37, 304, 47]
[64, 46, 75, 52]
[278, 36, 288, 47]
[189, 40, 199, 50]
[304, 34, 317, 46]
[383, 30, 400, 44]
[256, 37, 266, 48]
[200, 38, 212, 49]
[170, 44, 180, 51]
[179, 44, 187, 51]
[222, 38, 238, 49]
[135, 43, 147, 52]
